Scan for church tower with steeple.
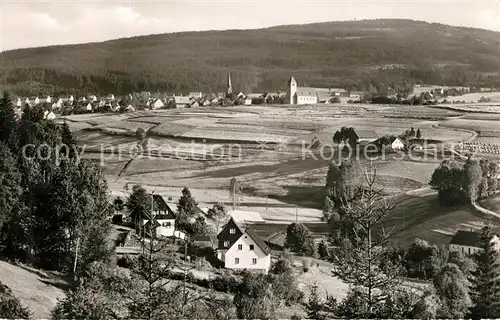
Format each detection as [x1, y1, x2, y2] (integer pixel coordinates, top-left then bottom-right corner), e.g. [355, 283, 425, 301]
[287, 76, 297, 105]
[227, 72, 233, 97]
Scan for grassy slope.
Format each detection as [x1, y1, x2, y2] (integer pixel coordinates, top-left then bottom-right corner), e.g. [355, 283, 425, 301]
[384, 192, 500, 246]
[0, 260, 69, 319]
[1, 19, 500, 95]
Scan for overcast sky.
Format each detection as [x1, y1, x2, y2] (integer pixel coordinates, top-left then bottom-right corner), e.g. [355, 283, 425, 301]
[1, 0, 499, 51]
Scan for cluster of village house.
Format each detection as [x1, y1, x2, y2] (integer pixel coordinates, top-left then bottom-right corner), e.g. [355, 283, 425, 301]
[119, 194, 278, 274]
[119, 193, 491, 275]
[12, 74, 497, 121]
[13, 75, 362, 120]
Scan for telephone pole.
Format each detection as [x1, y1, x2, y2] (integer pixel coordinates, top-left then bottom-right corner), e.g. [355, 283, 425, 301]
[143, 190, 154, 256]
[179, 236, 195, 317]
[73, 237, 80, 276]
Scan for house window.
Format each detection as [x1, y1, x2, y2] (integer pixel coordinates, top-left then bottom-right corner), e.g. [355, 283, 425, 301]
[252, 258, 257, 265]
[238, 244, 242, 250]
[468, 247, 471, 254]
[230, 228, 235, 234]
[162, 222, 171, 227]
[235, 258, 239, 264]
[224, 241, 229, 247]
[249, 244, 254, 251]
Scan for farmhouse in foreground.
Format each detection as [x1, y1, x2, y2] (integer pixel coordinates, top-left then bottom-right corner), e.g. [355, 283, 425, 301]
[217, 217, 271, 274]
[449, 229, 500, 255]
[449, 230, 482, 255]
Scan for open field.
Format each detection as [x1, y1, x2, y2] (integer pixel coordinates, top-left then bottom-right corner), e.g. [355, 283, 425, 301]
[374, 160, 439, 183]
[434, 103, 500, 113]
[383, 192, 500, 246]
[65, 104, 500, 247]
[441, 118, 500, 133]
[481, 195, 500, 214]
[124, 156, 207, 175]
[459, 113, 500, 121]
[441, 92, 500, 103]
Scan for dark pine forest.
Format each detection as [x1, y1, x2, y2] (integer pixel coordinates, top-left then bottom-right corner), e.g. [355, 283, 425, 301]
[1, 19, 500, 96]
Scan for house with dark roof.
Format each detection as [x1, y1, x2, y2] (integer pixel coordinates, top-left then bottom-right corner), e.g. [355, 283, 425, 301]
[449, 230, 482, 255]
[140, 194, 178, 239]
[264, 231, 286, 251]
[193, 235, 217, 249]
[356, 129, 379, 142]
[217, 217, 271, 274]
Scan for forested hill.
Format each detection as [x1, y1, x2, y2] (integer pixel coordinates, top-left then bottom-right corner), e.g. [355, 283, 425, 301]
[1, 19, 500, 96]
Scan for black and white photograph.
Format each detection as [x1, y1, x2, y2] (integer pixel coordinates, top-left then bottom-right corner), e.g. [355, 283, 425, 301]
[0, 0, 500, 319]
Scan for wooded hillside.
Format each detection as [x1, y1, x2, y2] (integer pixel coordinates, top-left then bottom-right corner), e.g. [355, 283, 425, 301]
[1, 19, 500, 96]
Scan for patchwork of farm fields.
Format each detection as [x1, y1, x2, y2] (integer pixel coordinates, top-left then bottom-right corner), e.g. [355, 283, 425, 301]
[65, 104, 500, 246]
[441, 118, 500, 133]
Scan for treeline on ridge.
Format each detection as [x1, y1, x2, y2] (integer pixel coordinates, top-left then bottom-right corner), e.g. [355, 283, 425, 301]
[1, 19, 500, 96]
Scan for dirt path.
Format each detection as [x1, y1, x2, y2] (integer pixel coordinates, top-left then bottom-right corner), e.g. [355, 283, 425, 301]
[115, 123, 163, 180]
[434, 122, 478, 143]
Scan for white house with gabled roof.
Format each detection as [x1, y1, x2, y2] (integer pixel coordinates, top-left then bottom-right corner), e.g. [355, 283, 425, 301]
[151, 98, 164, 110]
[54, 98, 63, 108]
[43, 110, 56, 120]
[391, 137, 405, 151]
[217, 217, 271, 274]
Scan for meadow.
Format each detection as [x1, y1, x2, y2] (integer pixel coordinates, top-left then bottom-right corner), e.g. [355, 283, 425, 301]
[66, 103, 500, 247]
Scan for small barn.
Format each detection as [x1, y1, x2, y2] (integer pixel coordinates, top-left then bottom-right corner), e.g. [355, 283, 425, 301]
[264, 231, 286, 251]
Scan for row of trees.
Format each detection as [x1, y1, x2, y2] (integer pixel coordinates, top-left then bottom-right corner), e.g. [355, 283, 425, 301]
[316, 160, 500, 318]
[0, 92, 112, 272]
[402, 127, 422, 139]
[0, 92, 114, 318]
[430, 158, 499, 206]
[332, 127, 359, 149]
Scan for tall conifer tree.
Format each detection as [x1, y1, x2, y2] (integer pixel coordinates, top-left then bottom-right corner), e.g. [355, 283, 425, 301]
[469, 225, 500, 319]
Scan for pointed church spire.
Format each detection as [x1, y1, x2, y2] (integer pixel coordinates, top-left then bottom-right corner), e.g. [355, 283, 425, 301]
[227, 72, 233, 95]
